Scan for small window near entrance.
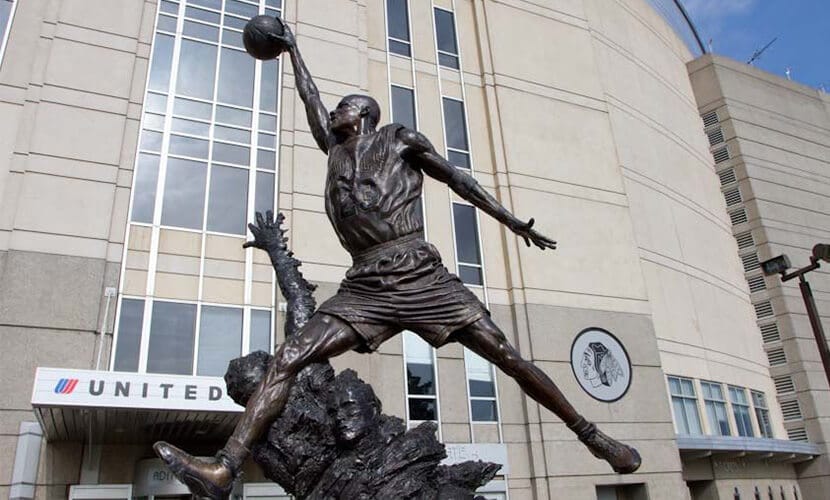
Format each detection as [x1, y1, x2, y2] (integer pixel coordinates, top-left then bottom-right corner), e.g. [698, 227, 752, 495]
[596, 483, 648, 500]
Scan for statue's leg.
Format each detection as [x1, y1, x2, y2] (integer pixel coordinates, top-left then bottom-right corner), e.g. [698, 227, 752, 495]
[154, 313, 362, 498]
[455, 316, 641, 474]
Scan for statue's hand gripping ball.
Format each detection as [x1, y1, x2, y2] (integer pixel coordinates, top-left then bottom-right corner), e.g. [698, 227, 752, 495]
[243, 15, 290, 60]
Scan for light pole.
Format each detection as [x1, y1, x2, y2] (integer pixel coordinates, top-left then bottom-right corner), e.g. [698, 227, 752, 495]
[761, 244, 830, 389]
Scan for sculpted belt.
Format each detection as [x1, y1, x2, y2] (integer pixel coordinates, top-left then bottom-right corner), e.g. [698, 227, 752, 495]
[350, 231, 426, 266]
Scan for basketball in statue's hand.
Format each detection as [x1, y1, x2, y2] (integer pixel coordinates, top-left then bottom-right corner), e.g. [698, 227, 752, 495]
[243, 15, 289, 60]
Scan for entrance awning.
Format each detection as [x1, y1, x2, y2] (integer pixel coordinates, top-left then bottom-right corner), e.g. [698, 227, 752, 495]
[32, 367, 242, 443]
[677, 435, 822, 463]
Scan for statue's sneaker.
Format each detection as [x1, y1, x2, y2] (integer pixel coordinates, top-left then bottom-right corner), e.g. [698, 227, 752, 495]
[153, 441, 235, 499]
[570, 419, 642, 474]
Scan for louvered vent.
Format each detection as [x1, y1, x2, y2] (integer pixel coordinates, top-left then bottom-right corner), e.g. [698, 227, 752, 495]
[787, 427, 808, 442]
[760, 322, 780, 342]
[707, 128, 725, 147]
[724, 187, 742, 206]
[729, 208, 748, 225]
[742, 253, 760, 272]
[748, 275, 766, 293]
[702, 111, 719, 127]
[713, 146, 730, 164]
[773, 375, 795, 394]
[735, 231, 754, 249]
[718, 168, 737, 186]
[780, 400, 803, 421]
[767, 347, 786, 366]
[754, 300, 774, 319]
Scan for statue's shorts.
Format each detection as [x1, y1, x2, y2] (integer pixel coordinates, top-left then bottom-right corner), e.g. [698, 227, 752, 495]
[317, 232, 488, 353]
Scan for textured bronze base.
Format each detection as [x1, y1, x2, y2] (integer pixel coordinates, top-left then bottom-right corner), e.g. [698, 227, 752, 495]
[153, 442, 235, 499]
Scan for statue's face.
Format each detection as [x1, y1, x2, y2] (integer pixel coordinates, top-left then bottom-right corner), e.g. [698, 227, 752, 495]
[330, 98, 364, 134]
[332, 386, 377, 444]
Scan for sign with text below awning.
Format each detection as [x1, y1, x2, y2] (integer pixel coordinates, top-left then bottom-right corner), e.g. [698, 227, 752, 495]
[32, 367, 243, 443]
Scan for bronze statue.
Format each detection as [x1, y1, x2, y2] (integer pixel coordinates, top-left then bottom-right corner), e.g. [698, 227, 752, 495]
[154, 20, 641, 499]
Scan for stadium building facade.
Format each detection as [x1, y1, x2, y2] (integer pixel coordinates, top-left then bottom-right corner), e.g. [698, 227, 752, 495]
[0, 0, 826, 498]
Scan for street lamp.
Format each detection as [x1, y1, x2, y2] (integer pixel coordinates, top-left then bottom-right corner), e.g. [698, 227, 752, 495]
[761, 244, 830, 388]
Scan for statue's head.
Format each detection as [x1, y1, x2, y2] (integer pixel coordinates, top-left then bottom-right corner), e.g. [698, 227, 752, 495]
[329, 370, 381, 445]
[330, 94, 381, 135]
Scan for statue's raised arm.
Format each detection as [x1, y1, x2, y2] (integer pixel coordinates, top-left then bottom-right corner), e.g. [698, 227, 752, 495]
[269, 23, 334, 154]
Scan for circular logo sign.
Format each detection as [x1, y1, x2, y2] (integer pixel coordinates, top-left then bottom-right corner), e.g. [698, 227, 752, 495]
[570, 328, 632, 402]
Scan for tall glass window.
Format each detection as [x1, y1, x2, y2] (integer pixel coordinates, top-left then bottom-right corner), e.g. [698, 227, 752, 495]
[386, 0, 411, 57]
[466, 350, 498, 422]
[751, 390, 773, 438]
[442, 97, 470, 169]
[391, 85, 416, 130]
[728, 386, 754, 437]
[113, 299, 145, 372]
[250, 309, 272, 353]
[452, 203, 483, 285]
[0, 0, 17, 66]
[667, 376, 702, 435]
[434, 7, 459, 69]
[197, 306, 243, 376]
[131, 0, 281, 235]
[146, 301, 198, 375]
[404, 332, 438, 423]
[701, 381, 731, 436]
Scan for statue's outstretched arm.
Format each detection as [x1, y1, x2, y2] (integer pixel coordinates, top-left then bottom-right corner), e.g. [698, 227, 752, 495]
[398, 128, 556, 250]
[271, 22, 333, 154]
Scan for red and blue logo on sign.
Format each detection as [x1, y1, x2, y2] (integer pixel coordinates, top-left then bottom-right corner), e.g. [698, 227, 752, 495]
[54, 378, 79, 394]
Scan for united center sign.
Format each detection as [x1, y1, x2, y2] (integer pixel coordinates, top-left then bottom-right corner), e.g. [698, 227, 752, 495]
[32, 367, 243, 412]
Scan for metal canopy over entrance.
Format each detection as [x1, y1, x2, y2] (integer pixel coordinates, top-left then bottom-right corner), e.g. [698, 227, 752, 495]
[32, 367, 242, 443]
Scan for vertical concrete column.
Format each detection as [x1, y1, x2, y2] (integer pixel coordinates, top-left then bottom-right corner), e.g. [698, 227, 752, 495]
[9, 421, 43, 500]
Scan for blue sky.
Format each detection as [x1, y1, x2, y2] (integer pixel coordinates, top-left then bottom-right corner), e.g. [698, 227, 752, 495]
[681, 0, 830, 90]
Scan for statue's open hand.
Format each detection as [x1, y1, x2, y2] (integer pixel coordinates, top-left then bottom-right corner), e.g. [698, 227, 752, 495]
[243, 210, 282, 251]
[268, 18, 295, 49]
[512, 218, 557, 250]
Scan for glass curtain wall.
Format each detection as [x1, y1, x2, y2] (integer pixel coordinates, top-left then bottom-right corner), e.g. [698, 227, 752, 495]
[113, 0, 281, 376]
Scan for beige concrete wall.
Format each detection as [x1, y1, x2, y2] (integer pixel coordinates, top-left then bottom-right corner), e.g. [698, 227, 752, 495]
[689, 53, 830, 500]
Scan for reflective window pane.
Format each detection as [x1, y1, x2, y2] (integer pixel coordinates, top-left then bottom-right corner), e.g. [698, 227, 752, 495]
[161, 158, 207, 229]
[172, 117, 210, 137]
[223, 15, 247, 30]
[131, 153, 160, 223]
[407, 364, 435, 395]
[113, 299, 144, 372]
[259, 113, 278, 132]
[469, 379, 494, 398]
[258, 132, 276, 149]
[143, 113, 166, 130]
[176, 39, 217, 100]
[226, 0, 258, 18]
[222, 28, 244, 49]
[169, 134, 209, 158]
[216, 105, 252, 127]
[250, 309, 272, 353]
[190, 0, 221, 9]
[148, 33, 175, 92]
[458, 265, 482, 286]
[255, 171, 275, 215]
[389, 40, 411, 57]
[408, 399, 436, 421]
[256, 148, 276, 170]
[434, 9, 458, 55]
[213, 142, 250, 165]
[452, 203, 481, 264]
[447, 150, 469, 169]
[183, 20, 219, 42]
[207, 165, 248, 234]
[185, 6, 220, 24]
[197, 306, 242, 376]
[147, 301, 197, 375]
[145, 93, 168, 114]
[140, 130, 163, 152]
[266, 0, 282, 8]
[471, 400, 498, 422]
[157, 14, 177, 33]
[218, 48, 255, 107]
[160, 0, 178, 15]
[174, 97, 212, 120]
[443, 98, 469, 150]
[438, 53, 459, 69]
[387, 0, 410, 41]
[391, 85, 416, 130]
[216, 125, 251, 143]
[260, 60, 279, 112]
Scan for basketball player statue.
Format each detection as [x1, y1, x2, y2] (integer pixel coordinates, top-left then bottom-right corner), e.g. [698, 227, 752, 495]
[154, 17, 641, 498]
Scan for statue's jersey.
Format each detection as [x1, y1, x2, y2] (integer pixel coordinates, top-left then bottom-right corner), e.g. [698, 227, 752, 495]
[324, 124, 423, 255]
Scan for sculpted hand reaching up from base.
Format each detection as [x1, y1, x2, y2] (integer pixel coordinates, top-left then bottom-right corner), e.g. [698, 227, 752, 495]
[243, 210, 282, 251]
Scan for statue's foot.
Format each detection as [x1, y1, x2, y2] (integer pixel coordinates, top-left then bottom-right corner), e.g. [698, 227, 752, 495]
[569, 419, 641, 474]
[153, 441, 235, 499]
